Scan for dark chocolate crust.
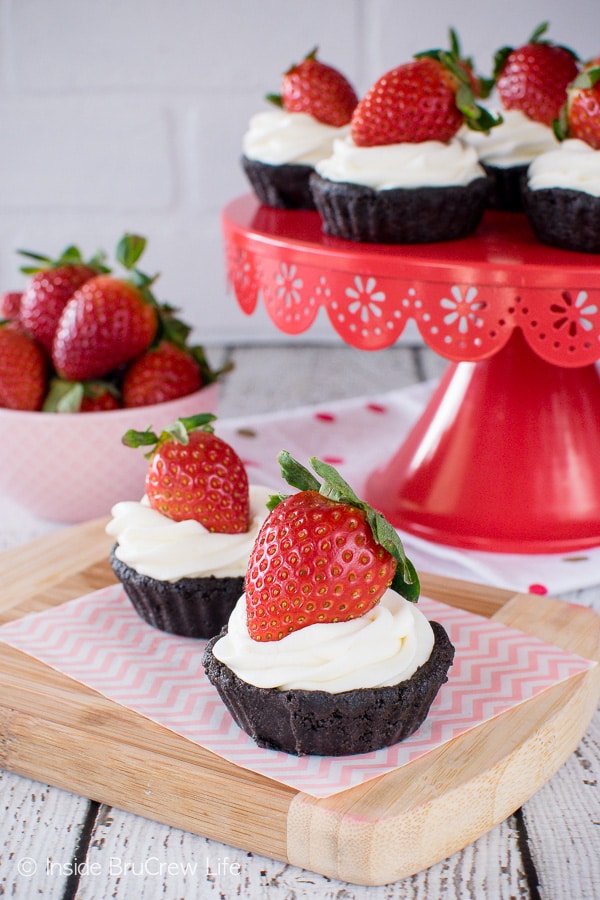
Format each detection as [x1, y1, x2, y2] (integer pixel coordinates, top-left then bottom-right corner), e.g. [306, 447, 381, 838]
[482, 163, 527, 212]
[241, 155, 317, 210]
[202, 620, 455, 756]
[308, 172, 491, 244]
[110, 545, 244, 639]
[521, 183, 600, 253]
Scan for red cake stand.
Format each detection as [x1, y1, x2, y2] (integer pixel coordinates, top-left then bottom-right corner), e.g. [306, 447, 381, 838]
[222, 194, 600, 554]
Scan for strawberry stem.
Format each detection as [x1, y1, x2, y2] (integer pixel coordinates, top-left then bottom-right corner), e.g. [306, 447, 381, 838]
[17, 243, 110, 276]
[273, 450, 420, 602]
[116, 233, 147, 271]
[265, 92, 283, 108]
[122, 413, 217, 456]
[528, 21, 549, 44]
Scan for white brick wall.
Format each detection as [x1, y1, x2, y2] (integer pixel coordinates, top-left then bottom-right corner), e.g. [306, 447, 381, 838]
[0, 0, 596, 346]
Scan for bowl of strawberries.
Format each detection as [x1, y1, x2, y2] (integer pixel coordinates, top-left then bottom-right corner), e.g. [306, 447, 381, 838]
[0, 235, 224, 522]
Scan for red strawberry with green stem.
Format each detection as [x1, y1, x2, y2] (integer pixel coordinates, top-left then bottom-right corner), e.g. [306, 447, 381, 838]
[0, 323, 47, 410]
[351, 39, 498, 147]
[42, 377, 121, 413]
[267, 47, 358, 127]
[18, 244, 109, 353]
[52, 234, 158, 381]
[554, 66, 600, 150]
[245, 451, 419, 642]
[122, 340, 202, 407]
[493, 22, 579, 126]
[122, 323, 230, 408]
[123, 413, 250, 534]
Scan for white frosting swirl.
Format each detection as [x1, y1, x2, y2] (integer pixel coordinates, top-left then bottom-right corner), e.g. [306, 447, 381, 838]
[527, 139, 600, 197]
[212, 589, 435, 694]
[314, 135, 485, 190]
[242, 108, 349, 166]
[107, 485, 272, 582]
[460, 110, 559, 168]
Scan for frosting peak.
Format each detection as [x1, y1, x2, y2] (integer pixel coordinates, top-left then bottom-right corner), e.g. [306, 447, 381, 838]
[527, 139, 600, 197]
[314, 135, 485, 190]
[460, 109, 559, 167]
[107, 484, 273, 582]
[212, 589, 434, 694]
[242, 108, 349, 166]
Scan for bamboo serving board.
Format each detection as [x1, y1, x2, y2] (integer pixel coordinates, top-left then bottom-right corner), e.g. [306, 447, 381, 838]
[0, 519, 599, 887]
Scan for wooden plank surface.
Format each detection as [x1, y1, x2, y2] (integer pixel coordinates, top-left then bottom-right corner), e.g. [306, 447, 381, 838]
[0, 519, 598, 886]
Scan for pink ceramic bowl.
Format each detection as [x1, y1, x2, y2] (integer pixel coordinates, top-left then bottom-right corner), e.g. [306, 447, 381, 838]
[0, 384, 219, 523]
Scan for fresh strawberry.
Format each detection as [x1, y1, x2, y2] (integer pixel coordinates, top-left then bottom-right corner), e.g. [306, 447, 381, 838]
[0, 291, 23, 320]
[18, 245, 108, 353]
[122, 340, 202, 408]
[268, 47, 358, 127]
[245, 452, 419, 642]
[0, 323, 47, 410]
[42, 377, 121, 412]
[123, 413, 250, 533]
[493, 22, 579, 126]
[51, 235, 158, 381]
[80, 384, 121, 411]
[555, 66, 600, 150]
[350, 45, 497, 147]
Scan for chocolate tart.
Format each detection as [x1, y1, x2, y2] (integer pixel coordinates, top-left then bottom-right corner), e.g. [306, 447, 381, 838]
[110, 545, 243, 639]
[309, 172, 491, 244]
[522, 183, 600, 253]
[481, 163, 528, 212]
[202, 620, 455, 756]
[241, 156, 316, 210]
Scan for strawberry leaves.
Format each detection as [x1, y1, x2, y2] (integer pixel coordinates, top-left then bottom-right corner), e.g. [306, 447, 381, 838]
[122, 412, 217, 455]
[272, 450, 420, 602]
[17, 243, 110, 276]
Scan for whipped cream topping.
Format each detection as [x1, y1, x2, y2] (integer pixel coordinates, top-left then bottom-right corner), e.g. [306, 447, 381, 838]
[314, 135, 485, 190]
[459, 109, 559, 168]
[107, 484, 273, 582]
[242, 108, 349, 166]
[527, 139, 600, 197]
[212, 589, 435, 694]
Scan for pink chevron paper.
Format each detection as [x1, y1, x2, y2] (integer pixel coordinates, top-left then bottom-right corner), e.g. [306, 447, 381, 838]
[0, 587, 594, 798]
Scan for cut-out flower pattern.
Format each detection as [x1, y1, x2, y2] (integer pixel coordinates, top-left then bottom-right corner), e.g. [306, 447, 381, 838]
[344, 276, 386, 323]
[233, 250, 254, 289]
[550, 290, 598, 337]
[275, 263, 303, 307]
[440, 285, 486, 334]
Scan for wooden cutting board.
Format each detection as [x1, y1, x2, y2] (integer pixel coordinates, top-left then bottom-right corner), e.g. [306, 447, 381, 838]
[0, 519, 599, 887]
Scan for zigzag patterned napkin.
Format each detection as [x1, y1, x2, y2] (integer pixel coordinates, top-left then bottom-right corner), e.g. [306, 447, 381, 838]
[0, 586, 593, 798]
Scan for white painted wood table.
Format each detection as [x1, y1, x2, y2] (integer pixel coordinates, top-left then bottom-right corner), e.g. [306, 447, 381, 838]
[1, 343, 599, 900]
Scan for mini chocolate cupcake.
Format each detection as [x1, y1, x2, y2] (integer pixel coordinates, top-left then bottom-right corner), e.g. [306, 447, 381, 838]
[203, 451, 455, 757]
[309, 53, 499, 244]
[241, 49, 357, 210]
[108, 413, 271, 639]
[522, 139, 600, 253]
[203, 619, 455, 756]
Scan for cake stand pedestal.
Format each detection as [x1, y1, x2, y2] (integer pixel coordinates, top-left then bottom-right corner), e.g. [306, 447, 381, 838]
[222, 194, 600, 553]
